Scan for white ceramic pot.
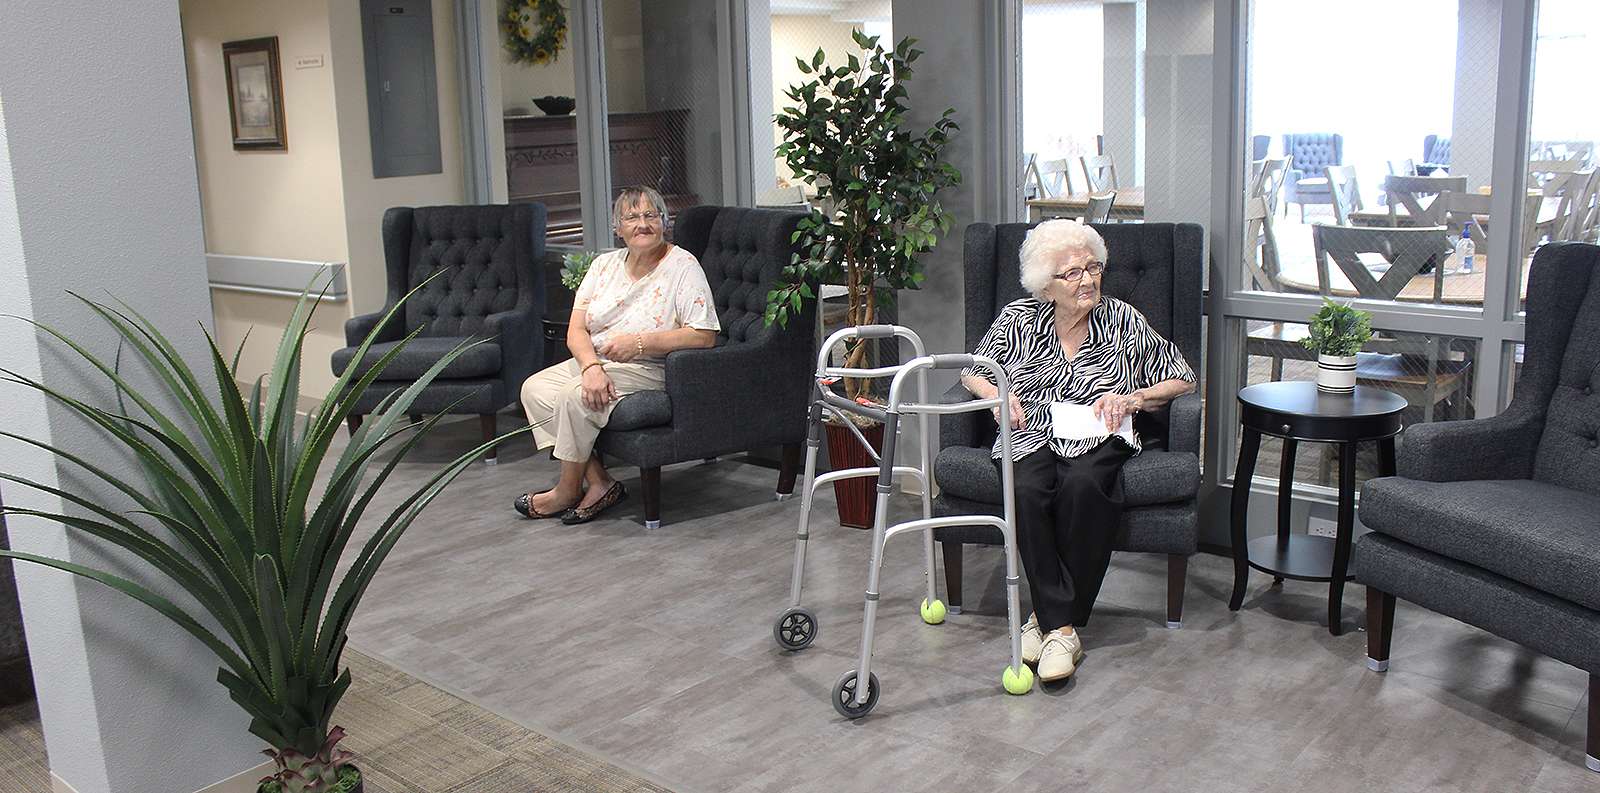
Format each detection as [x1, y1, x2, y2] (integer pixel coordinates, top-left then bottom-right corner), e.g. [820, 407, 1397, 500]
[1317, 353, 1357, 394]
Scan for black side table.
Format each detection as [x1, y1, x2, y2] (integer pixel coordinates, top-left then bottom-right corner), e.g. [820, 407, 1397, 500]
[1228, 381, 1406, 635]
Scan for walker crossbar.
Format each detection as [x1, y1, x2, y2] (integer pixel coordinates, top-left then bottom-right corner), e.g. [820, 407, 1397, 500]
[773, 325, 1033, 717]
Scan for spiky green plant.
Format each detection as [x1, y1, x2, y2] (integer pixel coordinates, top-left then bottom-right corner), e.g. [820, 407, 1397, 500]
[0, 282, 514, 792]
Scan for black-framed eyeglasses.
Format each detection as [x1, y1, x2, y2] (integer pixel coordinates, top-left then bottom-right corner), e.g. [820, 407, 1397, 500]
[1051, 262, 1106, 282]
[620, 211, 662, 225]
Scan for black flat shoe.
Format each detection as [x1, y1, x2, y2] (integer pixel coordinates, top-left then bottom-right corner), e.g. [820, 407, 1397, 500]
[513, 492, 573, 519]
[561, 481, 626, 525]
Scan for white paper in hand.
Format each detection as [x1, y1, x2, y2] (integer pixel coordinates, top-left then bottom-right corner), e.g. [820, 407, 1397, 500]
[1050, 402, 1134, 446]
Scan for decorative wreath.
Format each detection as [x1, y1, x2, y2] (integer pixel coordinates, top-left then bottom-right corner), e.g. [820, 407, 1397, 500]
[502, 0, 568, 66]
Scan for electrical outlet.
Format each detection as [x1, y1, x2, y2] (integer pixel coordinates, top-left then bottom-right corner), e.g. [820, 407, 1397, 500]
[1308, 517, 1338, 538]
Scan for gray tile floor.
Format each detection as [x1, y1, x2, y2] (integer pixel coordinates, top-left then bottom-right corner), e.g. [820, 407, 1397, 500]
[340, 415, 1595, 793]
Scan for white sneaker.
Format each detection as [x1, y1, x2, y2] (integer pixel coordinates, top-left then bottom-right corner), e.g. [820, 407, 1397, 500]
[1037, 630, 1084, 682]
[1021, 614, 1044, 665]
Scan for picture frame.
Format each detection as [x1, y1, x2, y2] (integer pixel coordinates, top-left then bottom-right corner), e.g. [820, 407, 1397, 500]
[222, 36, 287, 151]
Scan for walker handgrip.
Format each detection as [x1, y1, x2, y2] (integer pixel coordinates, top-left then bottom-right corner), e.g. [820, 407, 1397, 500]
[852, 324, 898, 339]
[928, 354, 975, 370]
[820, 391, 889, 424]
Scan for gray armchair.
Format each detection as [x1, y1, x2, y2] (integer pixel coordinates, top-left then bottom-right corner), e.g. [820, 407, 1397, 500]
[1356, 241, 1600, 774]
[596, 206, 815, 529]
[1420, 134, 1451, 174]
[331, 203, 547, 462]
[932, 222, 1204, 626]
[1283, 133, 1344, 221]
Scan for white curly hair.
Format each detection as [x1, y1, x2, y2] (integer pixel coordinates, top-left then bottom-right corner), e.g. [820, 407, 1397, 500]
[1018, 219, 1109, 297]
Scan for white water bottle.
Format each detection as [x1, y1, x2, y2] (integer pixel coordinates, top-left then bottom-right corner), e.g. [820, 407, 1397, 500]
[1455, 223, 1475, 273]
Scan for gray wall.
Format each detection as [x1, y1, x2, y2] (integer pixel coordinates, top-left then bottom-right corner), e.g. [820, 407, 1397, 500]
[1103, 0, 1146, 187]
[1144, 0, 1213, 226]
[642, 0, 726, 206]
[0, 1, 262, 790]
[1451, 0, 1499, 191]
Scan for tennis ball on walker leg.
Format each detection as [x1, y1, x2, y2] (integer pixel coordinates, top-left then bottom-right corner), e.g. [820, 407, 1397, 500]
[1003, 664, 1034, 695]
[920, 598, 947, 625]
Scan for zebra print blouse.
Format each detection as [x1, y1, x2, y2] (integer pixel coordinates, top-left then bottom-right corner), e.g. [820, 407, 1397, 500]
[965, 296, 1195, 461]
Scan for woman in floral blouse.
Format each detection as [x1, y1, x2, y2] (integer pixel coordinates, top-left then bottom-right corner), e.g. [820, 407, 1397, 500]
[515, 186, 719, 524]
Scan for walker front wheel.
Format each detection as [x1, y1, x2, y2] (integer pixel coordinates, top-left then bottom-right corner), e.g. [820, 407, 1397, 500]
[773, 607, 818, 651]
[831, 670, 880, 719]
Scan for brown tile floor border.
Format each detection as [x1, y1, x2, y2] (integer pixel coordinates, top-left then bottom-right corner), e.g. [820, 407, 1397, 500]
[0, 648, 675, 793]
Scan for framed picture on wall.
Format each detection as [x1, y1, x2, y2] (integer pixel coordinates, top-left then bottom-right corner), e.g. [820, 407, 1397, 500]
[222, 36, 287, 151]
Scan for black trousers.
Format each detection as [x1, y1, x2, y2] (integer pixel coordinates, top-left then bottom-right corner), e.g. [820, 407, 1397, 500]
[1000, 439, 1134, 633]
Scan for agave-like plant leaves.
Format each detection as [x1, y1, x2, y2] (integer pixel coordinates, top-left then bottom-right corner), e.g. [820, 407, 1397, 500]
[0, 279, 523, 766]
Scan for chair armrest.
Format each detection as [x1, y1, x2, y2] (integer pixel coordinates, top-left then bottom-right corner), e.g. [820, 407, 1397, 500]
[665, 340, 810, 455]
[1397, 406, 1541, 482]
[1286, 168, 1305, 185]
[343, 309, 403, 347]
[1166, 390, 1202, 454]
[939, 382, 986, 452]
[483, 307, 540, 384]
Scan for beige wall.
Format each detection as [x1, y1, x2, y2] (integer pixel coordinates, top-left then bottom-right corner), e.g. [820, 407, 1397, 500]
[181, 0, 349, 400]
[330, 0, 465, 317]
[496, 0, 645, 116]
[769, 15, 865, 183]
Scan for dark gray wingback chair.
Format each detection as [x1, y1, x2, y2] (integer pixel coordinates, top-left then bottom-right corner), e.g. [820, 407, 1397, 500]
[596, 206, 815, 529]
[1356, 241, 1600, 774]
[1283, 133, 1344, 221]
[1420, 134, 1452, 174]
[331, 203, 547, 462]
[932, 222, 1204, 627]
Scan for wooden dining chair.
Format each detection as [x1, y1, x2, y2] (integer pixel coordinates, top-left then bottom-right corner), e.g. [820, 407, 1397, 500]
[1081, 154, 1118, 192]
[1243, 194, 1284, 291]
[1039, 158, 1075, 198]
[1084, 191, 1116, 224]
[1382, 175, 1467, 226]
[1311, 223, 1454, 302]
[1325, 165, 1364, 225]
[1022, 153, 1042, 200]
[1551, 167, 1599, 242]
[1387, 158, 1418, 176]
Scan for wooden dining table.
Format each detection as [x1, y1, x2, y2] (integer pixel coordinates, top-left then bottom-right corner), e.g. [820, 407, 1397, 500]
[1275, 249, 1530, 305]
[1028, 187, 1145, 222]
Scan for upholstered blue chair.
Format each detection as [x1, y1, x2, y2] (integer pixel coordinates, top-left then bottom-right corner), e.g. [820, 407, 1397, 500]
[332, 203, 547, 462]
[1283, 133, 1344, 221]
[1251, 134, 1271, 161]
[1420, 134, 1452, 174]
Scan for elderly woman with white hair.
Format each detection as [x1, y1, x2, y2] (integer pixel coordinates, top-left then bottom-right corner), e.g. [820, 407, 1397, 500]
[960, 219, 1195, 683]
[514, 186, 719, 525]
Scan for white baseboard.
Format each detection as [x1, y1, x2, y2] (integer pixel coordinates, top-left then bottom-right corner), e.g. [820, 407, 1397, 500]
[54, 761, 273, 793]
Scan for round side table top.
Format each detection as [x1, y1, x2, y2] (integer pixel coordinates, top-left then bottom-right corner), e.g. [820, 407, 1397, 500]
[1238, 381, 1408, 420]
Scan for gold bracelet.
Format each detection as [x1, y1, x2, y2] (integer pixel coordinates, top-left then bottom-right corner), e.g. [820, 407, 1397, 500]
[635, 334, 645, 356]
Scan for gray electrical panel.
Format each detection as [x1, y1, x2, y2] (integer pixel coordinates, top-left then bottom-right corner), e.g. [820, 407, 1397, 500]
[361, 0, 442, 178]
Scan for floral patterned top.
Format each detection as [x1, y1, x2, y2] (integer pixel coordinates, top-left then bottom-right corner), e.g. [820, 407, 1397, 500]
[574, 245, 720, 363]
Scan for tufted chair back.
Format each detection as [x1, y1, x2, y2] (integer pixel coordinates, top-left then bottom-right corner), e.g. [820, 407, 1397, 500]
[1516, 243, 1600, 496]
[383, 204, 538, 338]
[1284, 133, 1344, 174]
[1423, 134, 1452, 165]
[672, 205, 807, 347]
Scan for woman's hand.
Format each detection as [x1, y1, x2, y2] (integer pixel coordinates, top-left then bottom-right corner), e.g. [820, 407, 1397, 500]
[580, 365, 617, 411]
[1091, 391, 1144, 432]
[597, 333, 643, 363]
[991, 393, 1026, 431]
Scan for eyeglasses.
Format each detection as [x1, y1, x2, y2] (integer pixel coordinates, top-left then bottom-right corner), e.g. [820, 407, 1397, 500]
[620, 211, 662, 225]
[1051, 262, 1106, 282]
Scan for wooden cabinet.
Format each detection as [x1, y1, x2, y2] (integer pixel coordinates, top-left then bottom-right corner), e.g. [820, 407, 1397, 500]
[504, 110, 699, 245]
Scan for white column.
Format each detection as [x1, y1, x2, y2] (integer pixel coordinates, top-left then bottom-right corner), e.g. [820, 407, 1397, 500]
[1451, 0, 1500, 191]
[1103, 0, 1145, 187]
[0, 2, 262, 791]
[1144, 0, 1214, 225]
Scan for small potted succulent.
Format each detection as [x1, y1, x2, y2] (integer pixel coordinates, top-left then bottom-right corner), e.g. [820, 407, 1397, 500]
[560, 250, 598, 291]
[1302, 298, 1373, 394]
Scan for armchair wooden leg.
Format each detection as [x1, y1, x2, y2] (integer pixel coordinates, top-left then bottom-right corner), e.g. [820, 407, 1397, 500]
[1588, 674, 1600, 773]
[641, 466, 661, 530]
[1366, 586, 1396, 672]
[776, 443, 801, 500]
[479, 414, 498, 465]
[346, 415, 362, 436]
[1166, 554, 1187, 629]
[940, 541, 963, 615]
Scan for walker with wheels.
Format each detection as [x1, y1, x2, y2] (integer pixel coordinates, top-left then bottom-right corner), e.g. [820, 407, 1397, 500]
[771, 325, 1031, 718]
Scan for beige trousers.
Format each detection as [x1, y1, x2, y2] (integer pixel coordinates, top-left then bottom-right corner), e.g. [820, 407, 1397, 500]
[520, 358, 666, 462]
